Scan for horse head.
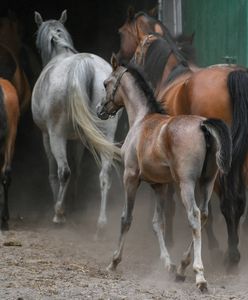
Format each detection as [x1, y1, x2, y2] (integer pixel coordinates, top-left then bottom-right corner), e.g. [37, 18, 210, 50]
[34, 10, 76, 66]
[117, 8, 166, 63]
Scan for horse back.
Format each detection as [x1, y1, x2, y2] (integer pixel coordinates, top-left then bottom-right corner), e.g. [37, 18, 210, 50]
[162, 67, 233, 124]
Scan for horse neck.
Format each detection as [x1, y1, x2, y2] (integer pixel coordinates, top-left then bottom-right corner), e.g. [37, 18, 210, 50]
[43, 46, 74, 66]
[154, 53, 181, 94]
[120, 74, 150, 127]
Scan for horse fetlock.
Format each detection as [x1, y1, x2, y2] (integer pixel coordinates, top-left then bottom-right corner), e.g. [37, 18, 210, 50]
[58, 167, 71, 183]
[53, 213, 66, 224]
[166, 263, 176, 274]
[97, 216, 107, 228]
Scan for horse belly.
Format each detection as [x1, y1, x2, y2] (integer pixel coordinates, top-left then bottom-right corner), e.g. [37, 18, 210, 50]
[140, 161, 173, 183]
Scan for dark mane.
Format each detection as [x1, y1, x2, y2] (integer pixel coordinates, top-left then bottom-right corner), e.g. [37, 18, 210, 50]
[144, 35, 190, 87]
[123, 63, 166, 114]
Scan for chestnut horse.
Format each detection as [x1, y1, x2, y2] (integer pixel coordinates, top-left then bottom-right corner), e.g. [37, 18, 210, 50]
[117, 9, 248, 268]
[0, 15, 31, 112]
[97, 55, 232, 291]
[0, 78, 20, 230]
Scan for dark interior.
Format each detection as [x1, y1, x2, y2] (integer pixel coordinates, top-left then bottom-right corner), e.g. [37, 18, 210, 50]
[0, 0, 157, 219]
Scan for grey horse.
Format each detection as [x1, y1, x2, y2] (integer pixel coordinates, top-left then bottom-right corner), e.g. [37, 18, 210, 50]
[32, 10, 121, 228]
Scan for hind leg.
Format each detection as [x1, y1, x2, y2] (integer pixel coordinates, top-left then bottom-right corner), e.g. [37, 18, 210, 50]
[107, 168, 139, 271]
[49, 133, 70, 224]
[151, 184, 175, 273]
[43, 133, 58, 204]
[97, 154, 112, 231]
[204, 202, 220, 250]
[164, 183, 176, 248]
[178, 181, 207, 291]
[1, 167, 11, 231]
[68, 141, 85, 211]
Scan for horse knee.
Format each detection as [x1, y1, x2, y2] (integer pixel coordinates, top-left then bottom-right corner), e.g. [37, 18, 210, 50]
[58, 166, 71, 184]
[188, 207, 201, 232]
[99, 168, 111, 190]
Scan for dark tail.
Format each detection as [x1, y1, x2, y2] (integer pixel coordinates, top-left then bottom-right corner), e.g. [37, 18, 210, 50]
[0, 86, 8, 165]
[222, 70, 248, 201]
[201, 118, 232, 174]
[220, 70, 248, 266]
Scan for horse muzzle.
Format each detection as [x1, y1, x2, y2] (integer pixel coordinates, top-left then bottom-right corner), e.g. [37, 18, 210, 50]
[97, 105, 110, 120]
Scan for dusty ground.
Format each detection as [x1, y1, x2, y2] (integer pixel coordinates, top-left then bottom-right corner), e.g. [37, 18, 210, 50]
[1, 183, 248, 300]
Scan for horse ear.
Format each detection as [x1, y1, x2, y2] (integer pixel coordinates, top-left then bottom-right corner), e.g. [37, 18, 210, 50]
[59, 10, 67, 24]
[127, 6, 135, 21]
[111, 53, 119, 70]
[34, 11, 43, 27]
[148, 6, 158, 17]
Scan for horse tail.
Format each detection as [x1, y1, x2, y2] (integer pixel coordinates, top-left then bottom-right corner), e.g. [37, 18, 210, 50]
[67, 65, 121, 164]
[228, 70, 248, 168]
[0, 86, 8, 158]
[201, 118, 232, 174]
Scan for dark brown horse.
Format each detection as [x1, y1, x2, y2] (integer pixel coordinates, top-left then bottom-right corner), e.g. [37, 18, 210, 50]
[0, 78, 20, 230]
[97, 55, 232, 291]
[0, 15, 31, 112]
[117, 9, 248, 268]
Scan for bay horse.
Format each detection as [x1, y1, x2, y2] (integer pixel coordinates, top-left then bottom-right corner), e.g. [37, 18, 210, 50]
[117, 9, 248, 268]
[97, 54, 232, 291]
[32, 11, 121, 227]
[0, 15, 31, 112]
[0, 78, 20, 230]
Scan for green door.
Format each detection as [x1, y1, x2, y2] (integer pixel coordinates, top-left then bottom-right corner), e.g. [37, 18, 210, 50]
[182, 0, 248, 66]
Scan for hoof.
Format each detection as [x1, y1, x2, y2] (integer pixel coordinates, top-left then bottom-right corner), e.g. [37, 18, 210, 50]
[175, 273, 186, 282]
[94, 224, 107, 241]
[167, 263, 176, 274]
[106, 262, 116, 272]
[53, 214, 66, 224]
[196, 281, 208, 292]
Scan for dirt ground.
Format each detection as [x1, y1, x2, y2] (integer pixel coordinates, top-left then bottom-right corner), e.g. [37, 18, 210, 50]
[1, 180, 248, 300]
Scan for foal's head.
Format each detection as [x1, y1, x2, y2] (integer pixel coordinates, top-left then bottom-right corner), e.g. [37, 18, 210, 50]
[97, 53, 165, 120]
[97, 54, 126, 120]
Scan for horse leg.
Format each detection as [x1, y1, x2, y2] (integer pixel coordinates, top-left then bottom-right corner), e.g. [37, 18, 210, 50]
[43, 133, 58, 203]
[164, 183, 176, 248]
[220, 188, 245, 269]
[204, 202, 220, 250]
[178, 181, 207, 291]
[151, 184, 176, 273]
[242, 189, 248, 233]
[107, 169, 139, 271]
[68, 141, 85, 211]
[1, 166, 11, 231]
[49, 133, 70, 224]
[1, 119, 18, 231]
[97, 154, 112, 232]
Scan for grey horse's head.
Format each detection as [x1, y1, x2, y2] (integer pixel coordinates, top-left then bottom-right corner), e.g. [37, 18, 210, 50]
[34, 10, 76, 66]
